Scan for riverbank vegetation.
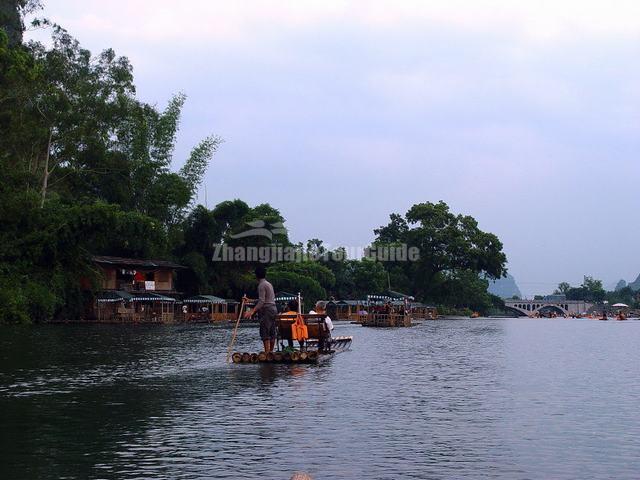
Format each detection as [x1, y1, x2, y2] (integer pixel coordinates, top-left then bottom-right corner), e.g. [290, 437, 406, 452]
[553, 278, 640, 309]
[0, 2, 507, 323]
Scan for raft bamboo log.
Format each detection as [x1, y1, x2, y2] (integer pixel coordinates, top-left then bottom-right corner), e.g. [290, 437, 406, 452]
[266, 352, 275, 362]
[231, 352, 242, 363]
[250, 353, 259, 363]
[258, 352, 267, 362]
[291, 473, 313, 480]
[273, 352, 283, 362]
[241, 352, 251, 363]
[290, 351, 300, 362]
[299, 351, 308, 361]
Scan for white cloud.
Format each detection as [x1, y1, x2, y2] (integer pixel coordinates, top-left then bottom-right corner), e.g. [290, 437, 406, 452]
[39, 0, 640, 47]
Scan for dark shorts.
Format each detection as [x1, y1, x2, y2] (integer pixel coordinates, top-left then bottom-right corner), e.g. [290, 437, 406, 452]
[258, 306, 278, 341]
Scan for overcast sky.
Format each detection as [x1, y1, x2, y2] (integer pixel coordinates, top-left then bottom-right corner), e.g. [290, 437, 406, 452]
[28, 1, 640, 296]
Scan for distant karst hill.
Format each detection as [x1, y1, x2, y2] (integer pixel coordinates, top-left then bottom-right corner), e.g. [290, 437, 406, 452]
[614, 274, 640, 291]
[488, 273, 522, 299]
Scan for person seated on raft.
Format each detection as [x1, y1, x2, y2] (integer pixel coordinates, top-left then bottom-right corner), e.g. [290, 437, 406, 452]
[309, 301, 334, 352]
[280, 300, 305, 350]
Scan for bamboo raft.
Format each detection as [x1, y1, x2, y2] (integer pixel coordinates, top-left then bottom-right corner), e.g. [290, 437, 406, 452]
[361, 313, 412, 328]
[231, 336, 353, 364]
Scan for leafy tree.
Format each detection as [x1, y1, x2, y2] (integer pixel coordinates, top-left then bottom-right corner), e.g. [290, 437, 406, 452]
[180, 135, 222, 197]
[606, 286, 637, 308]
[2, 22, 219, 218]
[269, 262, 335, 292]
[266, 270, 326, 309]
[345, 259, 388, 299]
[0, 12, 219, 322]
[434, 270, 496, 313]
[563, 276, 606, 302]
[174, 200, 291, 298]
[555, 282, 571, 295]
[373, 201, 507, 305]
[305, 238, 326, 260]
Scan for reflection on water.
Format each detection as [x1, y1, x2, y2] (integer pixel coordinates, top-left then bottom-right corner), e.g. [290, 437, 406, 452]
[2, 319, 640, 479]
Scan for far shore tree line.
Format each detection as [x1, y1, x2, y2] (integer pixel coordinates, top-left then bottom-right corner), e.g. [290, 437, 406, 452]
[509, 276, 640, 309]
[0, 2, 508, 323]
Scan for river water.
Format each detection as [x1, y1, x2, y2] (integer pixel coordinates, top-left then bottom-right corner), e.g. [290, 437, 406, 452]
[1, 318, 639, 479]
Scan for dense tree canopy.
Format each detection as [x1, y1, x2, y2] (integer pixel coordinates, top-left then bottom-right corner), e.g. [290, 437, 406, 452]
[372, 201, 507, 309]
[0, 7, 220, 322]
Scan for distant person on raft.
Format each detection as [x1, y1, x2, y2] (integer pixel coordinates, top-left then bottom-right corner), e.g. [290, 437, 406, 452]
[244, 265, 277, 353]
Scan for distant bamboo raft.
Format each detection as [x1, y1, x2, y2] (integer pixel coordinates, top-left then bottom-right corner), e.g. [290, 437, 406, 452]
[361, 313, 413, 328]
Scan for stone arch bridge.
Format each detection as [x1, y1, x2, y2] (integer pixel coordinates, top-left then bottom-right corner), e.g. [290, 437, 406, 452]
[504, 299, 594, 317]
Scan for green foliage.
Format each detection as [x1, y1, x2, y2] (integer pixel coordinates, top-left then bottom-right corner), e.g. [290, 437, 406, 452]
[0, 277, 32, 324]
[180, 135, 222, 196]
[267, 270, 326, 309]
[305, 238, 326, 259]
[0, 20, 220, 322]
[606, 286, 638, 308]
[2, 23, 218, 216]
[431, 270, 496, 313]
[320, 250, 389, 300]
[554, 277, 638, 308]
[343, 259, 387, 299]
[555, 282, 571, 295]
[173, 200, 290, 300]
[561, 276, 607, 302]
[372, 201, 507, 306]
[269, 262, 335, 291]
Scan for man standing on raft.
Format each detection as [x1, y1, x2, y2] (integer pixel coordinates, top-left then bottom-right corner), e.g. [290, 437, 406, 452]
[244, 265, 277, 353]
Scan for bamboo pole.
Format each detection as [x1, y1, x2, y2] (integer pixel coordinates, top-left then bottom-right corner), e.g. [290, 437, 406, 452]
[226, 296, 246, 363]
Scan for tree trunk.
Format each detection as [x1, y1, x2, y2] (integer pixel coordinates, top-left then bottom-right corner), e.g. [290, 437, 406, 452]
[0, 1, 23, 47]
[40, 129, 52, 208]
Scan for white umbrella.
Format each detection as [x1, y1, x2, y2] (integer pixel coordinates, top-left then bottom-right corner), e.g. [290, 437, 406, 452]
[612, 303, 629, 308]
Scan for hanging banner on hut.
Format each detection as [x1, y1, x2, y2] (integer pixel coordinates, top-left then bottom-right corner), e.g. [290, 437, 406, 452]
[145, 281, 156, 291]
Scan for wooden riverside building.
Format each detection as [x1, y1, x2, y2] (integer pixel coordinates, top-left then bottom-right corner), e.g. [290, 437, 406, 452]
[182, 295, 239, 322]
[91, 255, 184, 323]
